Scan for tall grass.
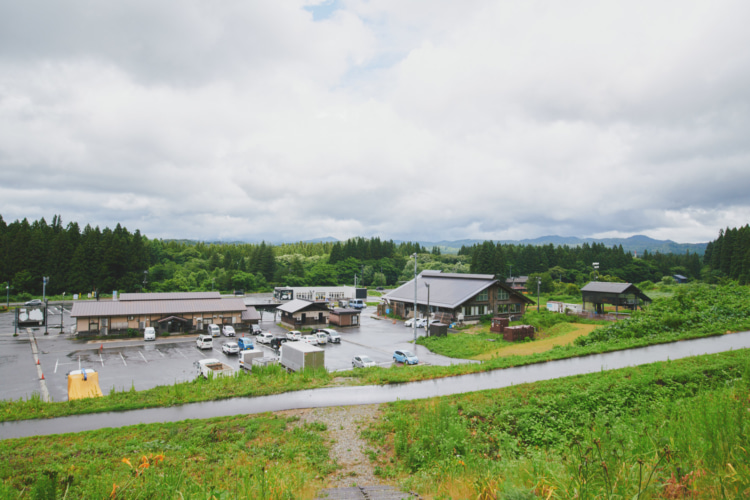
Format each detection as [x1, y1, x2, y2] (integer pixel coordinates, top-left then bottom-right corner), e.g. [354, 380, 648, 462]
[363, 349, 750, 498]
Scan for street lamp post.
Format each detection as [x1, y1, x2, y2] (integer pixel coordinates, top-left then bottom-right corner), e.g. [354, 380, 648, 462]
[537, 277, 541, 313]
[42, 276, 49, 303]
[5, 282, 10, 308]
[425, 282, 431, 336]
[60, 292, 65, 334]
[412, 253, 418, 345]
[143, 271, 148, 291]
[44, 298, 49, 335]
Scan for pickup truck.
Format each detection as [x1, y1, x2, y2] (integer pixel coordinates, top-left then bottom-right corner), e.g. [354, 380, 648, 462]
[194, 358, 234, 379]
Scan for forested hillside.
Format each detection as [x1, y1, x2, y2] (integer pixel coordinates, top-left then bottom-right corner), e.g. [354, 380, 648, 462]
[0, 214, 742, 299]
[703, 225, 750, 284]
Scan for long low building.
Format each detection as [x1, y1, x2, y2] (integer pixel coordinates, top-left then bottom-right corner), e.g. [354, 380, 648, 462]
[71, 292, 258, 336]
[384, 270, 535, 324]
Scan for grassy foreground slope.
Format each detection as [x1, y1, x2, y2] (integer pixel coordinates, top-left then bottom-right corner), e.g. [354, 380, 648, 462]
[1, 349, 748, 498]
[363, 349, 750, 499]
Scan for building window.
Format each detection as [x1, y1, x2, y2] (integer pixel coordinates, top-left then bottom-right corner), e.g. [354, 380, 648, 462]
[127, 315, 135, 321]
[477, 290, 488, 302]
[497, 289, 509, 301]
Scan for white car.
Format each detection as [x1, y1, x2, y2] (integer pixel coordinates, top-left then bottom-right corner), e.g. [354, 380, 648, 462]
[317, 328, 341, 343]
[143, 327, 156, 341]
[286, 330, 302, 341]
[257, 332, 275, 344]
[222, 342, 239, 355]
[352, 355, 377, 368]
[222, 325, 236, 337]
[404, 318, 426, 328]
[301, 334, 319, 345]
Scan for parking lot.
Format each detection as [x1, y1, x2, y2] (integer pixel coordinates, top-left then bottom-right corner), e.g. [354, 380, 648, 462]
[0, 304, 476, 403]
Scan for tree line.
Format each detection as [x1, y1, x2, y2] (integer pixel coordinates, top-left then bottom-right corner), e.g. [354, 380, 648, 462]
[1, 214, 738, 300]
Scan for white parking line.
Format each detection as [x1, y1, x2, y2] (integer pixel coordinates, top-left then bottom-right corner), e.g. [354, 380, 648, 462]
[156, 349, 165, 357]
[119, 352, 127, 366]
[99, 352, 104, 367]
[54, 359, 58, 374]
[78, 356, 81, 371]
[176, 349, 189, 359]
[139, 351, 148, 363]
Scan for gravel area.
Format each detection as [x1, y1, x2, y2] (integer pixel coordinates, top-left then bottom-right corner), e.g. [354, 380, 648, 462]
[281, 403, 384, 487]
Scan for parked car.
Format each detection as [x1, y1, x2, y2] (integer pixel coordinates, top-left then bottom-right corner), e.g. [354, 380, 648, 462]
[222, 325, 236, 337]
[349, 298, 365, 309]
[301, 334, 319, 345]
[143, 327, 156, 341]
[314, 332, 328, 345]
[376, 287, 385, 291]
[269, 337, 288, 349]
[250, 324, 263, 335]
[257, 332, 275, 344]
[352, 355, 377, 368]
[286, 330, 302, 341]
[207, 324, 221, 337]
[237, 337, 254, 350]
[393, 349, 418, 365]
[422, 319, 439, 329]
[196, 334, 213, 350]
[24, 299, 42, 307]
[404, 318, 426, 328]
[315, 328, 341, 343]
[222, 342, 240, 355]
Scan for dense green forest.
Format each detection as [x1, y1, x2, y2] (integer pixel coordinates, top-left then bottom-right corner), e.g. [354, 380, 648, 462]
[0, 214, 743, 299]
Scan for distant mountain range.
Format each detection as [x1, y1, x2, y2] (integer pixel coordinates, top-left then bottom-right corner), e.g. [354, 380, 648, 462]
[421, 235, 707, 255]
[183, 235, 708, 256]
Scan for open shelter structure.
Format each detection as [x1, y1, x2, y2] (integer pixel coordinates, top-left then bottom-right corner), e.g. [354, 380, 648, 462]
[580, 282, 651, 315]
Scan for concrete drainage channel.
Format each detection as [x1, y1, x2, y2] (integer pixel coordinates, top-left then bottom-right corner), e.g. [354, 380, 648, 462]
[315, 485, 420, 499]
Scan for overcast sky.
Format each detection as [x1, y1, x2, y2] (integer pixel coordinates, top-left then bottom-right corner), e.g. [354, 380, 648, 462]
[1, 1, 749, 244]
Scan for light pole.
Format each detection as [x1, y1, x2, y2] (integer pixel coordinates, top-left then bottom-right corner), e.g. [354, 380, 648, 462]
[143, 271, 148, 291]
[537, 277, 541, 313]
[5, 282, 10, 308]
[42, 276, 49, 303]
[425, 282, 431, 336]
[412, 253, 417, 345]
[593, 262, 599, 281]
[44, 298, 49, 335]
[60, 292, 65, 334]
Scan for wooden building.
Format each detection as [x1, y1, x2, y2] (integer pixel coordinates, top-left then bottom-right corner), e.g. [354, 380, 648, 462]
[328, 308, 361, 327]
[70, 292, 251, 336]
[384, 271, 535, 324]
[277, 299, 331, 328]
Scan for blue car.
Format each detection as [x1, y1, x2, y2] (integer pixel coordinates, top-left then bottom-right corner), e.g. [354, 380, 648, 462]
[237, 337, 254, 350]
[393, 350, 418, 365]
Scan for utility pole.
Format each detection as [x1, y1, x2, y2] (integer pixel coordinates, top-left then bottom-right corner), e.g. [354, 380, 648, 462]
[425, 282, 431, 336]
[412, 253, 418, 345]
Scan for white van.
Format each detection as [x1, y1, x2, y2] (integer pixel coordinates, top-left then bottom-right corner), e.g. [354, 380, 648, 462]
[143, 327, 156, 341]
[349, 299, 365, 309]
[207, 324, 221, 337]
[196, 334, 213, 350]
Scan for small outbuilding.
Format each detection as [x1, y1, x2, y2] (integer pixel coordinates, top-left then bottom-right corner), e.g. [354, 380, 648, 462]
[673, 274, 688, 284]
[277, 299, 331, 328]
[328, 308, 361, 327]
[581, 282, 651, 314]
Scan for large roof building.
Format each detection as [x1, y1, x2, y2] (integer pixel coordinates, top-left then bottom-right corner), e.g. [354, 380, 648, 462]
[71, 292, 258, 336]
[384, 270, 534, 324]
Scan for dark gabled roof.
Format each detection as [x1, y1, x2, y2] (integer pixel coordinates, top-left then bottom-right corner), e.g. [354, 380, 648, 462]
[581, 282, 651, 302]
[119, 292, 222, 301]
[71, 297, 247, 317]
[673, 274, 687, 280]
[241, 306, 261, 321]
[385, 270, 533, 308]
[277, 299, 329, 314]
